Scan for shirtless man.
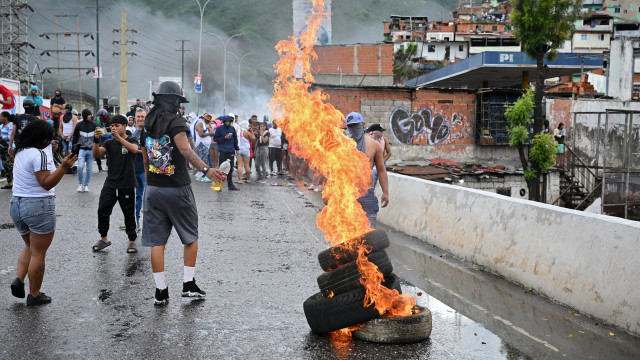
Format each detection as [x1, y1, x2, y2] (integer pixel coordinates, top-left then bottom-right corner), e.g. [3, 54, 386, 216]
[345, 112, 389, 228]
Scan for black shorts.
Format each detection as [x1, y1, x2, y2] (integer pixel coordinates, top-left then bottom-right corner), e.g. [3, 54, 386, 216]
[269, 147, 283, 163]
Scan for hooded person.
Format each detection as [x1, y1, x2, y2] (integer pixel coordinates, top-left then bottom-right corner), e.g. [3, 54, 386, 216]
[213, 115, 240, 191]
[140, 81, 225, 306]
[72, 109, 100, 192]
[25, 86, 43, 118]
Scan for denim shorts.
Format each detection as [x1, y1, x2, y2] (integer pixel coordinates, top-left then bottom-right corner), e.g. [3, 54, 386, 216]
[238, 148, 251, 158]
[10, 196, 56, 235]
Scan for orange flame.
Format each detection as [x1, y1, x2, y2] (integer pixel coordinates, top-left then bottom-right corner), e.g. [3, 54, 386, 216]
[357, 246, 416, 316]
[269, 0, 415, 318]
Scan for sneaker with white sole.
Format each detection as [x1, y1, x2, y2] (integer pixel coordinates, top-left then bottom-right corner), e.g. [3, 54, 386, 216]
[182, 278, 206, 298]
[83, 185, 89, 192]
[154, 287, 169, 306]
[77, 185, 83, 192]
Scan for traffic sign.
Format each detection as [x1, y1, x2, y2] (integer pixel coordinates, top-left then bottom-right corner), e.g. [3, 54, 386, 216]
[195, 84, 202, 94]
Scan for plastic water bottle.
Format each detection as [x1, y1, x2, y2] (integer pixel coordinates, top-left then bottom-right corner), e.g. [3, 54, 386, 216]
[211, 160, 231, 191]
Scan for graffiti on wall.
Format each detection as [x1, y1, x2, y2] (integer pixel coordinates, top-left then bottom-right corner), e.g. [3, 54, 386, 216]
[389, 107, 465, 145]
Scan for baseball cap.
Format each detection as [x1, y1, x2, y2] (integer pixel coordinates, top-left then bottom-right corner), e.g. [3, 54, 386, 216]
[366, 124, 386, 133]
[345, 112, 363, 125]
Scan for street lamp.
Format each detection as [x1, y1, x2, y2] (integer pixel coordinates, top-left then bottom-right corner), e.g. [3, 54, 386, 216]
[194, 0, 210, 115]
[204, 31, 245, 115]
[229, 51, 254, 106]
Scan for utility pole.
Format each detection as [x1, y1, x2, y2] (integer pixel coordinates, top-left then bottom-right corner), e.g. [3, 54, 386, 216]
[113, 12, 137, 114]
[85, 0, 106, 111]
[39, 29, 95, 94]
[54, 15, 83, 93]
[96, 0, 100, 110]
[1, 1, 35, 93]
[175, 40, 190, 91]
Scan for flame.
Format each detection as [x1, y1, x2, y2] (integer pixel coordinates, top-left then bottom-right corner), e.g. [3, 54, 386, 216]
[357, 246, 416, 316]
[269, 0, 415, 319]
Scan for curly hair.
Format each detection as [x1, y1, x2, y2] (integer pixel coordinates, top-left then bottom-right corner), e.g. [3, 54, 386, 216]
[14, 120, 55, 154]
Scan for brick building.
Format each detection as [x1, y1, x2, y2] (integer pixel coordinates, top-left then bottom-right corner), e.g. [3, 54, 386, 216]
[311, 44, 394, 87]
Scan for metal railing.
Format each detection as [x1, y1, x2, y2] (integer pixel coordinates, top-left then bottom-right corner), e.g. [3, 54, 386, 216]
[552, 144, 602, 208]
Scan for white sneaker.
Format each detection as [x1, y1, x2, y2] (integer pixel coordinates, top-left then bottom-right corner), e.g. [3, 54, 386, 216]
[83, 185, 89, 192]
[77, 185, 83, 192]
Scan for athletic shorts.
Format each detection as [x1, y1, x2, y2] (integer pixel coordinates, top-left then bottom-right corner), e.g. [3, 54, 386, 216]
[141, 185, 198, 247]
[269, 147, 283, 163]
[10, 196, 56, 235]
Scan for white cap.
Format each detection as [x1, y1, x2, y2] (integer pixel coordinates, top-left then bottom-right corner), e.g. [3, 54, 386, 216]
[229, 113, 235, 118]
[239, 121, 249, 131]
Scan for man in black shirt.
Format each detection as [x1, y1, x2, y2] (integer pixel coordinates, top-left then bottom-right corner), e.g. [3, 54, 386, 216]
[141, 81, 224, 306]
[92, 114, 140, 254]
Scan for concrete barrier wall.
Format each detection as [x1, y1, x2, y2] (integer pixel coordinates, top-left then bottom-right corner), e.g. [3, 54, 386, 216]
[377, 172, 640, 335]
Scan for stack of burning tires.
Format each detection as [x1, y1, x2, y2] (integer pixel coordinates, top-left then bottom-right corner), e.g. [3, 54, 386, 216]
[303, 230, 432, 343]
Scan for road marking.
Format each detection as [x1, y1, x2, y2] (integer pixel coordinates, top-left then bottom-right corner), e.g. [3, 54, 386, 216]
[279, 194, 323, 243]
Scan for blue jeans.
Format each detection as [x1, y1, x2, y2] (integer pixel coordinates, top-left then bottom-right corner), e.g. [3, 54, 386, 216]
[77, 149, 94, 186]
[62, 139, 72, 154]
[135, 172, 146, 223]
[357, 188, 379, 229]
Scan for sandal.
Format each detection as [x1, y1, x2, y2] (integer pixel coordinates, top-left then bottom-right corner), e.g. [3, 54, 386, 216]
[127, 242, 138, 254]
[92, 240, 112, 252]
[1, 184, 12, 189]
[235, 180, 243, 184]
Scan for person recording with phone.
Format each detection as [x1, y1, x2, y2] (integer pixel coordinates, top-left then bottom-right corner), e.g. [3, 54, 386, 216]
[9, 120, 77, 305]
[91, 115, 140, 254]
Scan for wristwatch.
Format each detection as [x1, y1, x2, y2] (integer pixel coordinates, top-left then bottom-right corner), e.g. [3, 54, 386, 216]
[202, 166, 210, 174]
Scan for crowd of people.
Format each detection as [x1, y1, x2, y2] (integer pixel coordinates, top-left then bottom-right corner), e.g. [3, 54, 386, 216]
[0, 82, 391, 307]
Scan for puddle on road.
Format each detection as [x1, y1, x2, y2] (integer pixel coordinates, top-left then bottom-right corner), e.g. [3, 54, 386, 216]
[401, 280, 532, 359]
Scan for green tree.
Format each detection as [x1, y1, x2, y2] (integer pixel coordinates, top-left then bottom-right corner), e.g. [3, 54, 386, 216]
[393, 43, 418, 83]
[510, 0, 582, 201]
[506, 88, 556, 201]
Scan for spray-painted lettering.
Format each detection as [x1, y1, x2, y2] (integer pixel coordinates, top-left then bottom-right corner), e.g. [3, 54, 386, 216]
[389, 107, 465, 145]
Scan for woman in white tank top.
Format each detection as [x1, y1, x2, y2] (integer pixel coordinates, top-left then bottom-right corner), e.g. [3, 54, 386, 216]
[236, 121, 255, 183]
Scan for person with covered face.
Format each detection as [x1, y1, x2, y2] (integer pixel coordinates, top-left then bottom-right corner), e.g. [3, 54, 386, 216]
[213, 115, 240, 191]
[344, 112, 389, 229]
[50, 89, 65, 114]
[141, 81, 225, 306]
[59, 104, 77, 155]
[366, 123, 391, 188]
[25, 86, 43, 118]
[72, 109, 99, 192]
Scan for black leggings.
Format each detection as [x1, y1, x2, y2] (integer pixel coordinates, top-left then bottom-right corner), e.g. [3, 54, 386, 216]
[218, 151, 235, 188]
[98, 186, 136, 240]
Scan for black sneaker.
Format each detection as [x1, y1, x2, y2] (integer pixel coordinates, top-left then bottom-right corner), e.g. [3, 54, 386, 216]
[182, 278, 206, 298]
[26, 292, 52, 305]
[154, 287, 169, 306]
[228, 185, 240, 191]
[10, 277, 25, 298]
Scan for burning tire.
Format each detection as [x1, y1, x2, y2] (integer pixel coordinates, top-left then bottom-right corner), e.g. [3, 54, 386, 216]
[352, 305, 432, 344]
[317, 250, 393, 297]
[303, 273, 402, 334]
[317, 230, 389, 272]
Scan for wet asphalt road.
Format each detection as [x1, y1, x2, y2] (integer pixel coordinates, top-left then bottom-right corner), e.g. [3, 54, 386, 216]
[1, 169, 639, 359]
